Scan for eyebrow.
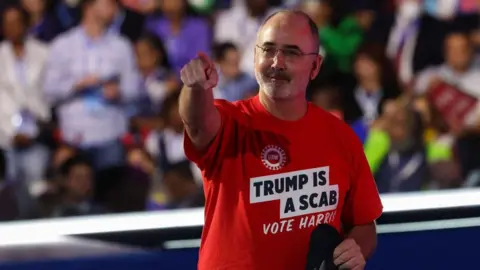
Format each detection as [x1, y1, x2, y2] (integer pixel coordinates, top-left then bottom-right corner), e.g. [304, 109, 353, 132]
[262, 42, 302, 51]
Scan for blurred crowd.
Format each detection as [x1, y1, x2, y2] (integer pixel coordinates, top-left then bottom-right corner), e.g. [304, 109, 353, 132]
[0, 0, 480, 221]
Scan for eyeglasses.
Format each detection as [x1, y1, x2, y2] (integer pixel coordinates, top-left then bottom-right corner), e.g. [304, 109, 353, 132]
[256, 45, 318, 61]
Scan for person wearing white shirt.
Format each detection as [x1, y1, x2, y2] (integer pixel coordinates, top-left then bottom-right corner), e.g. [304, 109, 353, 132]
[214, 0, 279, 76]
[0, 6, 50, 194]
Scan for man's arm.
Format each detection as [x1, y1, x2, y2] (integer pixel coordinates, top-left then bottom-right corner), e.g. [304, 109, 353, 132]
[346, 222, 377, 259]
[179, 85, 220, 151]
[179, 53, 221, 151]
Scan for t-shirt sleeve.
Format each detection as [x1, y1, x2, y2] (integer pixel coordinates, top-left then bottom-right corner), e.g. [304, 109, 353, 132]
[341, 128, 383, 227]
[183, 99, 237, 174]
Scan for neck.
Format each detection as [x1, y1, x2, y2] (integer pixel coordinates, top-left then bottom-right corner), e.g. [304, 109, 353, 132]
[259, 90, 307, 121]
[358, 78, 381, 93]
[12, 41, 25, 58]
[168, 15, 183, 32]
[82, 19, 105, 38]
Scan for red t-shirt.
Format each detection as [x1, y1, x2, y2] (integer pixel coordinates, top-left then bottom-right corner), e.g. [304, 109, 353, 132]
[184, 95, 383, 270]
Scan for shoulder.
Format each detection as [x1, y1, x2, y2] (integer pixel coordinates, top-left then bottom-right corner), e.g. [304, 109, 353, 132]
[109, 34, 134, 51]
[51, 28, 78, 45]
[214, 97, 257, 123]
[49, 28, 78, 52]
[28, 38, 48, 52]
[309, 104, 361, 151]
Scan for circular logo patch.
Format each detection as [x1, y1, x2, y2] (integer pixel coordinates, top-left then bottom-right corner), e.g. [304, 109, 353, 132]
[261, 145, 287, 171]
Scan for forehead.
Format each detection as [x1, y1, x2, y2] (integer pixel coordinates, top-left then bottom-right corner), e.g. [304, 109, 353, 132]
[4, 8, 21, 20]
[446, 35, 469, 47]
[257, 14, 314, 52]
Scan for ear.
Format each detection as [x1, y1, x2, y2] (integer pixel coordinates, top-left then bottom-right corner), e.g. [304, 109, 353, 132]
[310, 55, 323, 80]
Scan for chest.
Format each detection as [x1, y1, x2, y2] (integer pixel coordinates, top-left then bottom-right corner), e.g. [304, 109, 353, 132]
[69, 42, 122, 77]
[228, 126, 351, 220]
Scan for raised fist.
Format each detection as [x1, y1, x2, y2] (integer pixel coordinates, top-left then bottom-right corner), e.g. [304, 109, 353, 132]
[180, 52, 218, 90]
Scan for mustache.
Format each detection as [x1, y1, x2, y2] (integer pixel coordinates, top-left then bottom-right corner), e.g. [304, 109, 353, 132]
[265, 69, 291, 81]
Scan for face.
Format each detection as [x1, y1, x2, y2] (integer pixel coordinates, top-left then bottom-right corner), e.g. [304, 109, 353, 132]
[354, 54, 379, 81]
[219, 48, 241, 79]
[254, 14, 321, 100]
[91, 0, 118, 24]
[135, 40, 160, 73]
[160, 0, 185, 15]
[21, 0, 46, 14]
[65, 164, 93, 199]
[2, 8, 27, 42]
[445, 34, 472, 72]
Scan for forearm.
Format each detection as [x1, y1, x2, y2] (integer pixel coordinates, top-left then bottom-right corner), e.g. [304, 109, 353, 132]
[178, 85, 220, 150]
[346, 222, 377, 259]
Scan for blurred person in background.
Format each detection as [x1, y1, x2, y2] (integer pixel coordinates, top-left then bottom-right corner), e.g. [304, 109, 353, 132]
[132, 33, 178, 120]
[342, 43, 400, 142]
[0, 5, 51, 196]
[388, 0, 478, 86]
[38, 155, 104, 217]
[365, 98, 460, 192]
[365, 100, 429, 193]
[415, 31, 480, 98]
[415, 31, 480, 182]
[144, 92, 202, 182]
[145, 0, 211, 74]
[162, 161, 204, 210]
[43, 0, 140, 170]
[215, 0, 278, 76]
[302, 0, 376, 76]
[212, 42, 258, 101]
[21, 0, 66, 43]
[0, 0, 20, 41]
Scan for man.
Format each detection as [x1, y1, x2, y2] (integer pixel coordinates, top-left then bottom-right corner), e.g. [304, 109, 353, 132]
[43, 0, 139, 169]
[212, 42, 258, 101]
[180, 10, 383, 270]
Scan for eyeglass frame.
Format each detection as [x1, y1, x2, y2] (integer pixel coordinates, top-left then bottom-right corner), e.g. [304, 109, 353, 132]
[255, 44, 319, 61]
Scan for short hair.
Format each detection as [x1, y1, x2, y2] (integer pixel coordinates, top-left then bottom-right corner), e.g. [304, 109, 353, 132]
[259, 10, 320, 53]
[137, 32, 171, 69]
[59, 155, 92, 179]
[212, 42, 237, 61]
[2, 5, 30, 27]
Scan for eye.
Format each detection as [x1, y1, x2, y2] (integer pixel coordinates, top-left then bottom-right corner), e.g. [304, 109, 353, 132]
[284, 50, 301, 57]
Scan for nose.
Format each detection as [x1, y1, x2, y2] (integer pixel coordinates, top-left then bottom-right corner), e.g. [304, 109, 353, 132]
[271, 51, 286, 69]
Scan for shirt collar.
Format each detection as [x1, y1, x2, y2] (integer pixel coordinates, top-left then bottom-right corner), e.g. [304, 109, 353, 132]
[76, 26, 109, 47]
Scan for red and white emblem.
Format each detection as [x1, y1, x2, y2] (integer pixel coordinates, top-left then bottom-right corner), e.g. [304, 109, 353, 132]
[261, 145, 287, 171]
